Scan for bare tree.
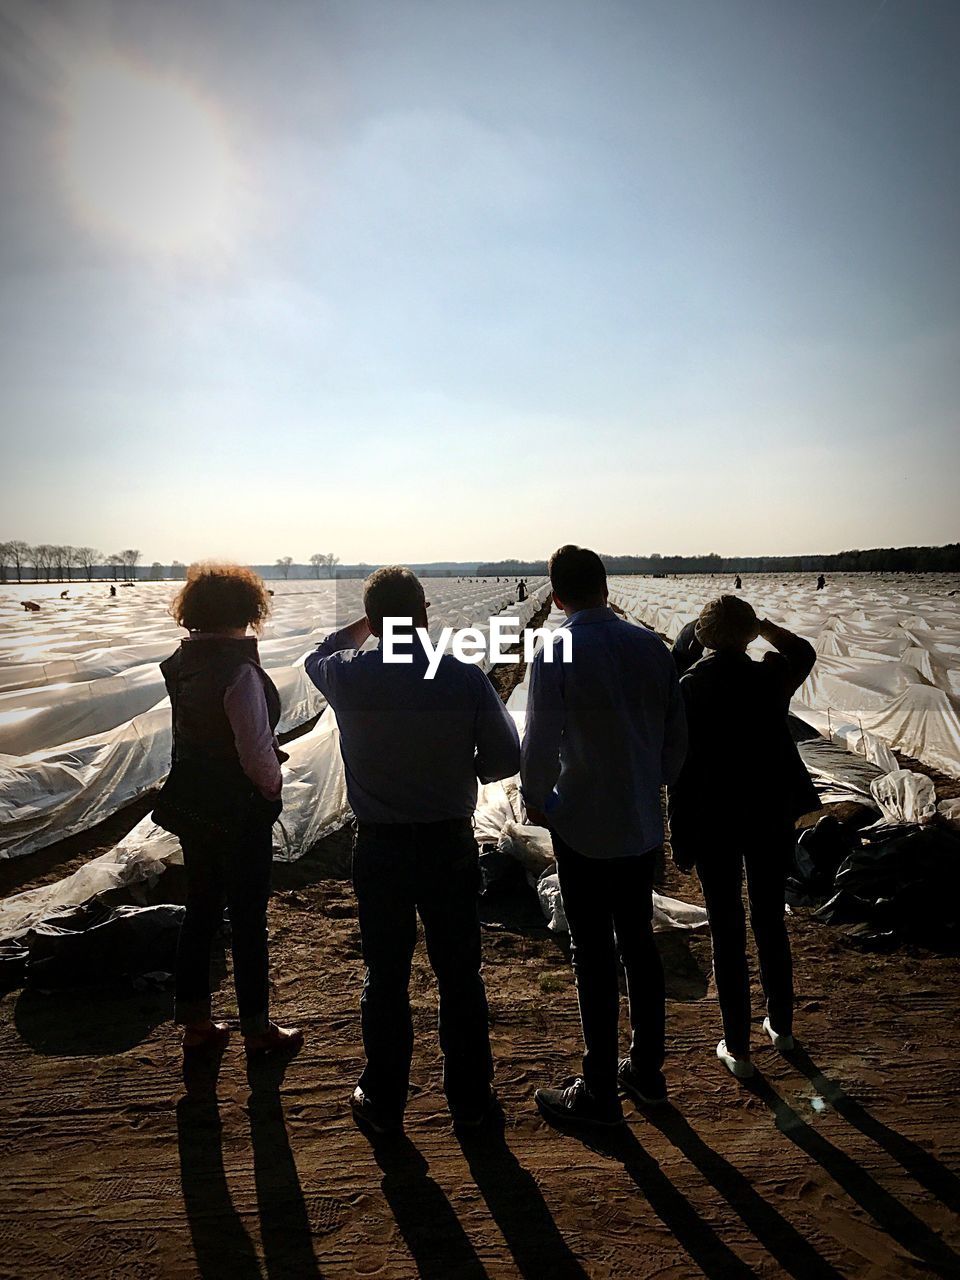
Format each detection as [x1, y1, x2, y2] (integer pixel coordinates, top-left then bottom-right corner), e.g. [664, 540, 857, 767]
[107, 553, 123, 581]
[170, 560, 186, 579]
[52, 545, 70, 581]
[0, 542, 10, 584]
[30, 544, 54, 582]
[121, 549, 142, 581]
[275, 556, 294, 580]
[150, 561, 164, 580]
[75, 547, 102, 581]
[308, 552, 340, 579]
[4, 540, 30, 583]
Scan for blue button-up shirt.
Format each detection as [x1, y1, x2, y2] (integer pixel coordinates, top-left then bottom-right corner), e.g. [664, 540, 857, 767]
[521, 607, 687, 858]
[305, 627, 520, 825]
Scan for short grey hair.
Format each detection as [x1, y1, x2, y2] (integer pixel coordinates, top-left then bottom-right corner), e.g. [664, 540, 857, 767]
[363, 565, 425, 631]
[695, 595, 758, 650]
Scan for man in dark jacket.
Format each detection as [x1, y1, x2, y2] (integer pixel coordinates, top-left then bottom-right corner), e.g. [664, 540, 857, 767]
[671, 619, 704, 676]
[305, 567, 520, 1133]
[669, 595, 818, 1080]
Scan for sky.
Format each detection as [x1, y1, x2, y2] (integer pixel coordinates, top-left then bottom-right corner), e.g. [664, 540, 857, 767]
[0, 0, 958, 565]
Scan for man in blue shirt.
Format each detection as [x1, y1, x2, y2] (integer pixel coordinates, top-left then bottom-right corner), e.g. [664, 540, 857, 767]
[521, 546, 687, 1127]
[305, 567, 520, 1133]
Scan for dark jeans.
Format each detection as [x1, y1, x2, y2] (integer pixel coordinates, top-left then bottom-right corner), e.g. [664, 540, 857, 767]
[552, 833, 665, 1101]
[174, 819, 273, 1036]
[352, 819, 493, 1121]
[696, 827, 794, 1057]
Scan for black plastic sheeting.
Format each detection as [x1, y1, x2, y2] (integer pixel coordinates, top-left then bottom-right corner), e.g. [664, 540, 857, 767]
[796, 737, 885, 806]
[1, 897, 184, 990]
[789, 818, 960, 948]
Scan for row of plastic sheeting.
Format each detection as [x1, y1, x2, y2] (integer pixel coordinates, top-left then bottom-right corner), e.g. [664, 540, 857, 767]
[0, 707, 349, 939]
[1, 594, 707, 945]
[609, 573, 960, 779]
[0, 665, 327, 861]
[1, 578, 549, 860]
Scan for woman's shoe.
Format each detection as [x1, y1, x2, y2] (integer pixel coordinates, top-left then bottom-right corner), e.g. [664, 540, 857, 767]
[717, 1039, 755, 1079]
[243, 1022, 304, 1058]
[182, 1021, 231, 1052]
[762, 1017, 795, 1052]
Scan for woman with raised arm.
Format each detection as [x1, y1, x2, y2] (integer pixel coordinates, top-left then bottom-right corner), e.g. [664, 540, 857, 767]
[669, 595, 818, 1080]
[155, 563, 302, 1060]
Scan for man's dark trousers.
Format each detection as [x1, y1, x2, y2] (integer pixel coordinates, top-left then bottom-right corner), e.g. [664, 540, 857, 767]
[352, 818, 493, 1123]
[552, 832, 665, 1102]
[695, 824, 794, 1058]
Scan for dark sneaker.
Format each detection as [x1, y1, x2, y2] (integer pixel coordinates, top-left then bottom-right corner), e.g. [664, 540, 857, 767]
[535, 1077, 624, 1129]
[618, 1059, 668, 1106]
[450, 1092, 500, 1131]
[351, 1086, 403, 1136]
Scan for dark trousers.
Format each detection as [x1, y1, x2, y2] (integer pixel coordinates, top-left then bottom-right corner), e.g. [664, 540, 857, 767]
[696, 828, 794, 1057]
[352, 819, 493, 1121]
[174, 820, 273, 1036]
[552, 833, 665, 1101]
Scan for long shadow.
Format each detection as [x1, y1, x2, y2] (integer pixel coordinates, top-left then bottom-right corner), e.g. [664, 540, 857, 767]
[456, 1108, 589, 1278]
[246, 1051, 323, 1279]
[643, 1103, 842, 1280]
[361, 1129, 488, 1279]
[785, 1042, 960, 1215]
[176, 1094, 261, 1280]
[15, 983, 168, 1056]
[747, 1073, 960, 1278]
[561, 1123, 761, 1279]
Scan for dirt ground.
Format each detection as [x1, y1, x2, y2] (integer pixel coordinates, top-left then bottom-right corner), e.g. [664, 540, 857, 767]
[2, 618, 960, 1278]
[2, 839, 959, 1280]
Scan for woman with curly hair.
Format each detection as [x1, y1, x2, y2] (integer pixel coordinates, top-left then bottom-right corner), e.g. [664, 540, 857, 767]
[157, 563, 302, 1059]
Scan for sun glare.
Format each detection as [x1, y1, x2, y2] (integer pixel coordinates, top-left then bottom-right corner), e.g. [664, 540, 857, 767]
[60, 55, 237, 253]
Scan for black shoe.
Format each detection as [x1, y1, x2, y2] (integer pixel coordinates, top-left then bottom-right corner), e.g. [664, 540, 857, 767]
[351, 1086, 403, 1136]
[618, 1059, 668, 1106]
[451, 1092, 500, 1131]
[535, 1077, 624, 1129]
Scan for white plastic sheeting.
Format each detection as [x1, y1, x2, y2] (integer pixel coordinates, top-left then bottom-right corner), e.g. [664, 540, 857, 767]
[610, 573, 960, 779]
[0, 579, 550, 859]
[869, 769, 938, 825]
[0, 707, 354, 938]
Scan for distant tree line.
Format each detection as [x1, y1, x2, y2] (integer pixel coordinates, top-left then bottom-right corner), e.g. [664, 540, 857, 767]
[477, 544, 960, 577]
[0, 542, 148, 583]
[0, 541, 342, 584]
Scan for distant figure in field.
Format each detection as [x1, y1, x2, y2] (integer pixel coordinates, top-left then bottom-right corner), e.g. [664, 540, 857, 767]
[522, 545, 687, 1128]
[517, 579, 527, 603]
[669, 595, 818, 1081]
[60, 589, 69, 599]
[671, 619, 705, 676]
[154, 564, 301, 1061]
[306, 566, 519, 1134]
[22, 600, 40, 612]
[109, 585, 117, 597]
[734, 574, 742, 590]
[816, 574, 826, 591]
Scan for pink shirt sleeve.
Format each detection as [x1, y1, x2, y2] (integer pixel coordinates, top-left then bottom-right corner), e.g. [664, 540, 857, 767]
[223, 663, 283, 802]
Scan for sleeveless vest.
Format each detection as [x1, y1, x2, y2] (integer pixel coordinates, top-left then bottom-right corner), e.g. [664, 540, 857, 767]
[160, 637, 281, 780]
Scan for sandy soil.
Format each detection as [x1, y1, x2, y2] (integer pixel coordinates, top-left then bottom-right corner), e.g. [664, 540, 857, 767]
[2, 608, 960, 1278]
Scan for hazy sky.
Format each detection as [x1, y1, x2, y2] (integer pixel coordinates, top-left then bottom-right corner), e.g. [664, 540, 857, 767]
[1, 0, 957, 564]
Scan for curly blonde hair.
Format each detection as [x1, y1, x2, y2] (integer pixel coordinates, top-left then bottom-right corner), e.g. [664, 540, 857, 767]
[171, 563, 271, 633]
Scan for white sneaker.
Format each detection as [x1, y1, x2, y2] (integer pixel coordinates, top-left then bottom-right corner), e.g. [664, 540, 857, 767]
[717, 1039, 755, 1079]
[763, 1017, 794, 1052]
